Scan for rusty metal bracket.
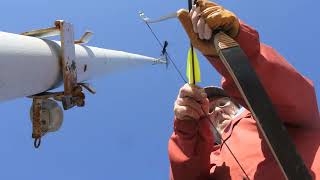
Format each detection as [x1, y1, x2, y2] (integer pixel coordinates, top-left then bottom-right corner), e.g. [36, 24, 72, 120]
[56, 20, 78, 110]
[22, 20, 96, 148]
[78, 83, 96, 94]
[32, 98, 42, 148]
[21, 26, 60, 38]
[22, 20, 94, 110]
[75, 31, 93, 44]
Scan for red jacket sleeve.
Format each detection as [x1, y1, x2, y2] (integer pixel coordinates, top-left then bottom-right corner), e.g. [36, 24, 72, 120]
[169, 117, 214, 180]
[206, 21, 320, 128]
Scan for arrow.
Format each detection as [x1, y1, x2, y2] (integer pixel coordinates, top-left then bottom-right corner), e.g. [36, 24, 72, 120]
[186, 47, 201, 84]
[187, 0, 200, 85]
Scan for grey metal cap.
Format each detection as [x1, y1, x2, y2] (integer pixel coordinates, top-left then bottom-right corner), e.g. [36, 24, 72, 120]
[204, 86, 229, 99]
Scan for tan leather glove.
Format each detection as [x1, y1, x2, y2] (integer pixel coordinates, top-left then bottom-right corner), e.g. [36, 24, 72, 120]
[177, 0, 240, 56]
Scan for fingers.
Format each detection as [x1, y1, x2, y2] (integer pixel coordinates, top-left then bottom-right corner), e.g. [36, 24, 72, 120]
[201, 97, 210, 115]
[174, 104, 200, 121]
[189, 5, 195, 16]
[203, 24, 212, 40]
[174, 97, 209, 121]
[201, 6, 222, 18]
[177, 8, 218, 56]
[190, 6, 213, 40]
[174, 97, 210, 121]
[177, 9, 200, 44]
[197, 19, 213, 40]
[178, 84, 207, 103]
[191, 6, 200, 33]
[176, 97, 204, 116]
[197, 18, 205, 39]
[174, 84, 210, 121]
[197, 0, 220, 11]
[197, 2, 240, 38]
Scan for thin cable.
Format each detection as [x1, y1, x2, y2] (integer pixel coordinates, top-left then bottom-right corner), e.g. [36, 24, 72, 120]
[188, 0, 248, 177]
[141, 9, 249, 179]
[201, 106, 250, 180]
[141, 12, 177, 24]
[143, 22, 187, 83]
[224, 141, 250, 180]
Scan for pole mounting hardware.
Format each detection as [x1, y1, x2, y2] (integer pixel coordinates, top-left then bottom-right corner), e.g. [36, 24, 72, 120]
[22, 20, 95, 148]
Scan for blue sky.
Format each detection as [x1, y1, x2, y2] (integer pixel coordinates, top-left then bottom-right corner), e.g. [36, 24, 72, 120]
[0, 0, 319, 180]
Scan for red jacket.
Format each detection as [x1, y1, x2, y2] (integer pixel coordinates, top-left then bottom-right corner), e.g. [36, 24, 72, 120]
[168, 22, 320, 180]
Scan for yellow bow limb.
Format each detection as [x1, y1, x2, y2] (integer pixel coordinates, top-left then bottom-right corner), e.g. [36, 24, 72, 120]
[186, 47, 201, 84]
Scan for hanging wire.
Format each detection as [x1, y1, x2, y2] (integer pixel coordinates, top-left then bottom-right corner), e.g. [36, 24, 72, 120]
[140, 10, 250, 179]
[140, 12, 177, 24]
[201, 107, 250, 180]
[140, 13, 187, 83]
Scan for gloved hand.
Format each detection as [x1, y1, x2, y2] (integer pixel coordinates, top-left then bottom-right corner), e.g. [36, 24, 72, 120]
[177, 0, 240, 56]
[174, 84, 209, 121]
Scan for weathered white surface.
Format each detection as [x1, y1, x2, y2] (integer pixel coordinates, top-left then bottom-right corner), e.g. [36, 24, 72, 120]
[0, 31, 162, 102]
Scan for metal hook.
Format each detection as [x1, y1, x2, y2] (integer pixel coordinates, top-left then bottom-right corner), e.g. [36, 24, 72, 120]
[34, 138, 41, 148]
[139, 11, 177, 24]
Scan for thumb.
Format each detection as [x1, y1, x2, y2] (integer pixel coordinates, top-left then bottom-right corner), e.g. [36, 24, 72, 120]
[201, 98, 210, 116]
[177, 9, 218, 57]
[177, 9, 199, 45]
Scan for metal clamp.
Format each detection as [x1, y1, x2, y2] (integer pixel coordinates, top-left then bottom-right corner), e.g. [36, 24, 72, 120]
[22, 20, 95, 148]
[22, 20, 95, 110]
[31, 98, 42, 148]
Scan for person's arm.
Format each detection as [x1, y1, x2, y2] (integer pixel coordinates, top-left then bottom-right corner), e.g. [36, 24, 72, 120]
[177, 0, 319, 128]
[169, 117, 214, 180]
[169, 84, 214, 180]
[206, 21, 320, 127]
